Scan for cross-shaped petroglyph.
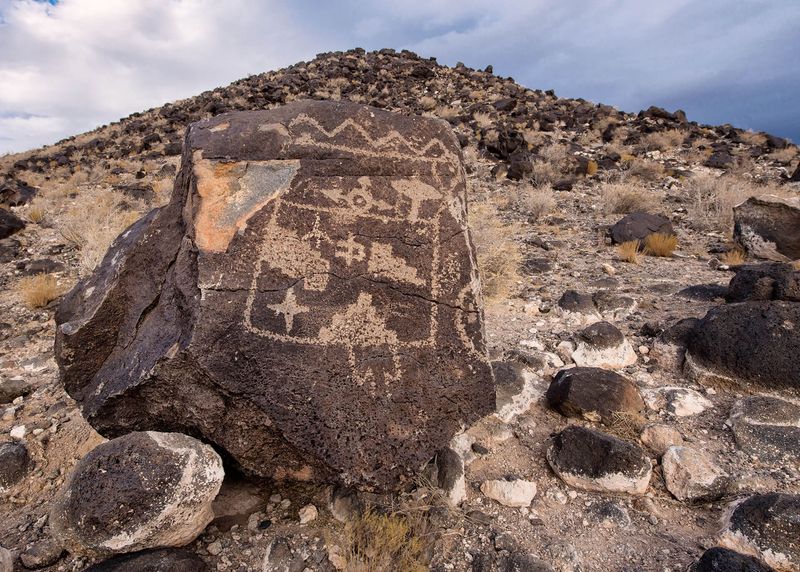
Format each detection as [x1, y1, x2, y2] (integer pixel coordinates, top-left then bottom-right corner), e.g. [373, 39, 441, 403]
[267, 286, 309, 333]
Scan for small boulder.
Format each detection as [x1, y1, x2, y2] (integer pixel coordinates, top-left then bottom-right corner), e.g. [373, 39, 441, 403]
[719, 493, 799, 571]
[640, 424, 683, 456]
[685, 302, 800, 391]
[728, 396, 800, 465]
[480, 477, 537, 507]
[82, 548, 208, 572]
[734, 195, 800, 261]
[0, 377, 32, 404]
[493, 360, 538, 424]
[19, 538, 64, 569]
[692, 547, 776, 572]
[726, 263, 800, 303]
[0, 209, 25, 240]
[545, 426, 652, 495]
[50, 432, 224, 557]
[571, 321, 637, 369]
[662, 446, 729, 501]
[0, 441, 30, 491]
[643, 387, 713, 417]
[427, 447, 466, 505]
[545, 367, 644, 425]
[610, 212, 674, 245]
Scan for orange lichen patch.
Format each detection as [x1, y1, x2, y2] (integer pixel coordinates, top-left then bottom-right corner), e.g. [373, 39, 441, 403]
[192, 153, 299, 252]
[209, 122, 230, 132]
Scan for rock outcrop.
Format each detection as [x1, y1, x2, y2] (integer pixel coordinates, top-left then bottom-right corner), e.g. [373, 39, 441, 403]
[734, 195, 800, 262]
[54, 100, 495, 490]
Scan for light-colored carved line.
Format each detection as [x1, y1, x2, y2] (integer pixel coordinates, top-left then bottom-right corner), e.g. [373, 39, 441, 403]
[279, 199, 436, 225]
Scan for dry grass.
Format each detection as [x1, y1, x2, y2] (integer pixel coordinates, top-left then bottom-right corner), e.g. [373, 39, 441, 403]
[472, 111, 493, 129]
[608, 411, 646, 440]
[24, 199, 47, 224]
[470, 202, 522, 300]
[337, 507, 430, 572]
[624, 157, 665, 181]
[419, 96, 437, 112]
[16, 273, 63, 309]
[512, 185, 555, 222]
[600, 182, 656, 214]
[435, 106, 460, 122]
[720, 248, 746, 266]
[640, 129, 685, 152]
[687, 174, 788, 232]
[644, 232, 678, 257]
[767, 146, 798, 164]
[617, 240, 642, 264]
[529, 161, 559, 188]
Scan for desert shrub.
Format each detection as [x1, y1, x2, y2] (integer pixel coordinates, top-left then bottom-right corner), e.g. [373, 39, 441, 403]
[644, 233, 677, 257]
[338, 508, 430, 572]
[529, 161, 559, 188]
[419, 96, 437, 111]
[600, 182, 655, 214]
[617, 240, 641, 264]
[16, 273, 63, 309]
[513, 185, 555, 222]
[25, 199, 47, 223]
[435, 106, 460, 122]
[608, 410, 646, 440]
[686, 174, 787, 232]
[768, 146, 798, 164]
[470, 202, 522, 300]
[624, 157, 665, 181]
[472, 111, 493, 129]
[640, 129, 685, 152]
[720, 248, 746, 266]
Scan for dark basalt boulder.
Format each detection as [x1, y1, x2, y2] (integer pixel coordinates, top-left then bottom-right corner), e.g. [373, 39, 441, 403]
[54, 100, 495, 490]
[610, 212, 674, 245]
[0, 179, 36, 207]
[685, 301, 800, 391]
[0, 208, 25, 240]
[546, 367, 644, 425]
[692, 547, 775, 572]
[726, 262, 800, 303]
[728, 396, 800, 464]
[0, 441, 30, 491]
[734, 195, 800, 261]
[84, 548, 208, 571]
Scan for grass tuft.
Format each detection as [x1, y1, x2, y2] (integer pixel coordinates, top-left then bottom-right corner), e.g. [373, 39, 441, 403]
[720, 248, 746, 266]
[470, 203, 522, 301]
[617, 240, 642, 264]
[644, 232, 677, 257]
[16, 273, 63, 309]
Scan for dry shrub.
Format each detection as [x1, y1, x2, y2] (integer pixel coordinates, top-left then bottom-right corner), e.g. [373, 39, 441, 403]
[435, 106, 460, 122]
[600, 182, 655, 214]
[617, 240, 641, 264]
[608, 411, 646, 440]
[472, 111, 493, 129]
[539, 142, 570, 166]
[720, 248, 746, 266]
[585, 159, 598, 177]
[513, 185, 555, 222]
[687, 174, 788, 232]
[338, 508, 430, 572]
[738, 130, 767, 146]
[16, 273, 63, 309]
[25, 199, 46, 223]
[529, 161, 559, 188]
[644, 232, 677, 257]
[768, 146, 798, 164]
[470, 202, 522, 300]
[624, 157, 665, 181]
[640, 129, 685, 152]
[419, 96, 437, 111]
[58, 188, 144, 273]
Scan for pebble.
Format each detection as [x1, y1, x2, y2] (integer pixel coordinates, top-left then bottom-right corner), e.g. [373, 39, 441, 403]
[298, 504, 318, 524]
[207, 540, 223, 555]
[9, 425, 25, 440]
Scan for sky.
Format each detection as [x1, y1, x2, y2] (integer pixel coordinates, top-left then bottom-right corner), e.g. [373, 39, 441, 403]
[1, 0, 799, 154]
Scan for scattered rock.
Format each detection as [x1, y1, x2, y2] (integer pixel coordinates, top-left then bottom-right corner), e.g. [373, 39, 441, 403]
[692, 547, 776, 572]
[0, 377, 32, 404]
[734, 195, 800, 261]
[685, 302, 800, 391]
[640, 423, 683, 456]
[643, 387, 713, 417]
[662, 446, 730, 501]
[493, 360, 539, 423]
[571, 321, 637, 369]
[546, 426, 652, 495]
[587, 501, 632, 528]
[298, 504, 318, 524]
[54, 100, 495, 490]
[83, 548, 209, 572]
[0, 441, 30, 491]
[480, 477, 537, 507]
[651, 317, 699, 370]
[610, 212, 674, 245]
[728, 396, 800, 464]
[545, 367, 644, 425]
[0, 209, 25, 240]
[50, 431, 224, 557]
[501, 553, 555, 572]
[719, 493, 799, 571]
[427, 447, 466, 505]
[19, 538, 64, 570]
[726, 263, 800, 303]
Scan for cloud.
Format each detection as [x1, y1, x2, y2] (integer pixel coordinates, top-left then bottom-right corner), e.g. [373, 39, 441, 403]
[1, 0, 798, 154]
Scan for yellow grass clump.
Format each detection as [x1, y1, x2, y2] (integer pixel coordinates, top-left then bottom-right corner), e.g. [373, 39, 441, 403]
[16, 273, 63, 309]
[644, 232, 678, 257]
[617, 240, 642, 264]
[720, 248, 746, 266]
[470, 202, 522, 300]
[513, 185, 555, 222]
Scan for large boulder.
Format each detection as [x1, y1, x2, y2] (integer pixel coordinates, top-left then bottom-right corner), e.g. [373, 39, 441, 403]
[54, 101, 495, 490]
[728, 396, 800, 465]
[0, 209, 25, 240]
[734, 195, 800, 261]
[50, 432, 224, 557]
[692, 547, 776, 572]
[726, 263, 800, 303]
[685, 302, 800, 391]
[609, 212, 674, 245]
[545, 367, 644, 425]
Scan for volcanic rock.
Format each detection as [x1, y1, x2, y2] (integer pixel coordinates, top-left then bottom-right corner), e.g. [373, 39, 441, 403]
[728, 396, 800, 465]
[54, 100, 494, 490]
[545, 426, 652, 495]
[609, 212, 674, 245]
[0, 441, 30, 491]
[719, 494, 799, 571]
[734, 196, 800, 261]
[640, 423, 684, 456]
[50, 432, 223, 557]
[692, 547, 776, 572]
[661, 446, 729, 501]
[685, 302, 800, 391]
[726, 263, 800, 303]
[0, 377, 32, 404]
[545, 367, 644, 425]
[571, 321, 637, 369]
[0, 209, 25, 240]
[83, 548, 208, 572]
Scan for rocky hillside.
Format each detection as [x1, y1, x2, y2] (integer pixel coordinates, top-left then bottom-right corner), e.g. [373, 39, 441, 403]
[1, 48, 799, 572]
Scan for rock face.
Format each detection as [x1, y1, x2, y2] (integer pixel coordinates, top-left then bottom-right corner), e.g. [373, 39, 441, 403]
[661, 446, 729, 501]
[734, 195, 800, 261]
[83, 548, 208, 572]
[545, 367, 644, 425]
[728, 396, 800, 464]
[50, 432, 224, 557]
[685, 302, 800, 391]
[0, 441, 30, 491]
[0, 209, 25, 240]
[54, 100, 494, 490]
[719, 494, 799, 572]
[545, 426, 652, 495]
[609, 212, 674, 245]
[726, 263, 800, 303]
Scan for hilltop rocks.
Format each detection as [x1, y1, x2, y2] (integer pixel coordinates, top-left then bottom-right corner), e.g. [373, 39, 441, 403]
[0, 210, 25, 240]
[545, 426, 652, 495]
[0, 441, 30, 491]
[54, 100, 494, 490]
[728, 396, 800, 464]
[610, 212, 674, 245]
[545, 367, 644, 425]
[50, 432, 223, 557]
[685, 302, 800, 391]
[719, 494, 799, 571]
[661, 446, 729, 501]
[734, 196, 800, 261]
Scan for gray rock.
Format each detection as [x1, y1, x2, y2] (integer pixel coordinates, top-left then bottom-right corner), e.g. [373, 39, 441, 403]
[0, 546, 12, 572]
[728, 396, 800, 465]
[640, 424, 683, 456]
[726, 263, 800, 303]
[734, 195, 800, 261]
[692, 547, 776, 572]
[571, 321, 636, 369]
[19, 538, 63, 570]
[50, 432, 223, 557]
[610, 212, 674, 245]
[662, 446, 729, 501]
[0, 441, 30, 491]
[0, 377, 32, 404]
[83, 548, 208, 571]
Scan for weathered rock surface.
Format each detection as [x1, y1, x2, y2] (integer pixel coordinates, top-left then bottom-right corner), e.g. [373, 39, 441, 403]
[643, 386, 714, 417]
[19, 539, 64, 569]
[685, 302, 800, 391]
[50, 432, 223, 557]
[728, 396, 800, 464]
[545, 367, 644, 425]
[83, 548, 208, 572]
[54, 101, 495, 489]
[692, 547, 776, 572]
[719, 493, 799, 572]
[545, 426, 652, 495]
[662, 446, 729, 501]
[0, 441, 30, 491]
[0, 546, 11, 572]
[640, 423, 683, 456]
[427, 447, 466, 505]
[0, 377, 32, 404]
[734, 195, 800, 261]
[0, 209, 25, 240]
[480, 477, 537, 507]
[726, 263, 800, 303]
[493, 360, 537, 423]
[610, 212, 674, 245]
[571, 321, 637, 369]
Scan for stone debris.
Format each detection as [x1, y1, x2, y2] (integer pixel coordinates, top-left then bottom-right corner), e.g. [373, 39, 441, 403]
[661, 446, 730, 501]
[728, 396, 800, 464]
[480, 477, 537, 507]
[571, 321, 637, 369]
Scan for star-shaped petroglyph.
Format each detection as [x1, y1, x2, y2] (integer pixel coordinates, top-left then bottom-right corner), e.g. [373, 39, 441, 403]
[267, 286, 309, 333]
[335, 235, 366, 266]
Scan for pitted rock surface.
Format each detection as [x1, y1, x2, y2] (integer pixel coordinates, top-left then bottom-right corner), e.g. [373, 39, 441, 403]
[545, 367, 644, 425]
[83, 548, 208, 572]
[728, 396, 800, 464]
[692, 547, 776, 572]
[726, 263, 800, 303]
[54, 100, 495, 490]
[734, 195, 800, 261]
[609, 212, 674, 245]
[50, 432, 223, 557]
